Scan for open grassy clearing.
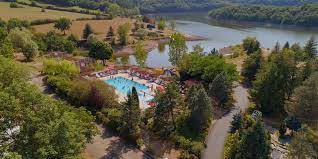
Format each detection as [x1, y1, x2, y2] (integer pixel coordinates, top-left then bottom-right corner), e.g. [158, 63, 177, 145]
[0, 2, 94, 20]
[34, 17, 135, 39]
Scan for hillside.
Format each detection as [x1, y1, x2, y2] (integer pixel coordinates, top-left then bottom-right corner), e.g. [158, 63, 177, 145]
[0, 2, 94, 20]
[209, 4, 318, 27]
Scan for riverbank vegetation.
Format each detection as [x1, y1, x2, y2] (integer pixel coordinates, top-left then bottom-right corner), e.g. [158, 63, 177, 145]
[209, 4, 318, 27]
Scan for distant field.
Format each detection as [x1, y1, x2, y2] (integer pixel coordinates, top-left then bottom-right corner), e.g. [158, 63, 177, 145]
[34, 17, 135, 39]
[0, 2, 94, 21]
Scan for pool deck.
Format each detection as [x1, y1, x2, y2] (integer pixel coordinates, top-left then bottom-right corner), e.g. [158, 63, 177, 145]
[99, 73, 160, 110]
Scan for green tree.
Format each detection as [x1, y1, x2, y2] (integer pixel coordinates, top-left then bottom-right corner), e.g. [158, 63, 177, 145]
[209, 72, 231, 108]
[21, 40, 38, 61]
[283, 41, 290, 49]
[158, 18, 166, 30]
[168, 33, 187, 67]
[236, 120, 271, 159]
[272, 42, 281, 54]
[230, 113, 244, 133]
[154, 83, 182, 136]
[251, 53, 297, 113]
[135, 42, 147, 67]
[242, 37, 260, 55]
[108, 4, 122, 17]
[107, 26, 115, 37]
[0, 57, 98, 159]
[192, 44, 204, 55]
[89, 41, 113, 65]
[63, 40, 76, 54]
[7, 18, 29, 31]
[288, 126, 318, 159]
[120, 87, 142, 143]
[0, 39, 14, 58]
[67, 33, 79, 44]
[117, 22, 131, 46]
[82, 23, 94, 39]
[54, 18, 72, 35]
[0, 27, 7, 43]
[241, 49, 263, 82]
[285, 73, 318, 123]
[304, 36, 317, 59]
[186, 84, 213, 132]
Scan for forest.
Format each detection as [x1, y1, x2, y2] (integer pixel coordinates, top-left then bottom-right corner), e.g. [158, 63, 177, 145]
[209, 4, 318, 27]
[21, 0, 318, 13]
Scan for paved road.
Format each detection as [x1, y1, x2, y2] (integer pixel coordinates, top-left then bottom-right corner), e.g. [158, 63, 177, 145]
[201, 83, 249, 159]
[84, 125, 152, 159]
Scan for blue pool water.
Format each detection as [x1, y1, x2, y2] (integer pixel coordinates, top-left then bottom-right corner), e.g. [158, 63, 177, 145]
[104, 77, 149, 97]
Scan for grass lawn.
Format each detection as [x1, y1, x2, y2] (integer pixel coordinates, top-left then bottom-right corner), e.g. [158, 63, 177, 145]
[0, 2, 94, 21]
[34, 17, 135, 39]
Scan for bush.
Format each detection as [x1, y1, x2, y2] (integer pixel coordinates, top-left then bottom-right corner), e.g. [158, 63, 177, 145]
[97, 108, 123, 129]
[30, 19, 56, 26]
[46, 75, 72, 97]
[68, 80, 118, 112]
[10, 2, 19, 8]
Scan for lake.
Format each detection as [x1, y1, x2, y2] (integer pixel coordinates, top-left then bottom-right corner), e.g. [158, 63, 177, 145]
[125, 12, 318, 68]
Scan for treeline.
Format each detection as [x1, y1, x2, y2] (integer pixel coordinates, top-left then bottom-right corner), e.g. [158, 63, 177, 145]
[209, 4, 318, 27]
[226, 0, 318, 6]
[137, 0, 222, 13]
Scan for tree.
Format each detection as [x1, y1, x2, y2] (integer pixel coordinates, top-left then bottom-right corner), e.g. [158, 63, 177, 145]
[168, 33, 187, 67]
[89, 41, 113, 65]
[82, 24, 94, 39]
[22, 40, 38, 61]
[272, 42, 281, 54]
[135, 42, 147, 67]
[154, 83, 181, 136]
[0, 39, 14, 58]
[209, 72, 231, 108]
[63, 40, 76, 54]
[158, 18, 166, 30]
[251, 53, 297, 113]
[230, 113, 244, 133]
[241, 49, 263, 82]
[0, 57, 98, 159]
[7, 28, 38, 61]
[54, 18, 72, 35]
[186, 84, 213, 132]
[117, 22, 131, 46]
[107, 26, 115, 37]
[108, 4, 122, 17]
[235, 120, 271, 159]
[242, 37, 260, 55]
[283, 41, 290, 49]
[67, 33, 79, 44]
[192, 44, 204, 55]
[288, 126, 318, 159]
[7, 18, 29, 31]
[304, 36, 317, 59]
[285, 73, 318, 123]
[0, 28, 7, 43]
[120, 87, 141, 143]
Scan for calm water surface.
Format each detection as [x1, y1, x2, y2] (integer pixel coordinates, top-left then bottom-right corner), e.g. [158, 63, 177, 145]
[126, 12, 318, 68]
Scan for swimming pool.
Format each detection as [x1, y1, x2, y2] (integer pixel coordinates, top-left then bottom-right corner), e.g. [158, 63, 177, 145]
[104, 77, 153, 102]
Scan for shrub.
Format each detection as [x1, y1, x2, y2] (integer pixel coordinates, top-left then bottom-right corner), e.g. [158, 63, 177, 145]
[97, 108, 123, 129]
[46, 75, 72, 97]
[10, 2, 19, 8]
[30, 19, 56, 26]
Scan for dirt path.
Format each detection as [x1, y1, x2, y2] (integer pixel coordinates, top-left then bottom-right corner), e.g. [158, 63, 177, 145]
[201, 82, 249, 159]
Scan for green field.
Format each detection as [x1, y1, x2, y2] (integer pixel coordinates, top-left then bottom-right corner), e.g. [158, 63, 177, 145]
[0, 2, 94, 21]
